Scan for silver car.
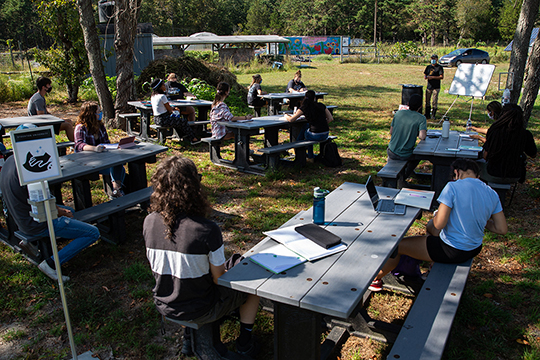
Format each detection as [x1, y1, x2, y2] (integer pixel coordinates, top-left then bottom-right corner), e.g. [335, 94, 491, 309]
[438, 48, 490, 67]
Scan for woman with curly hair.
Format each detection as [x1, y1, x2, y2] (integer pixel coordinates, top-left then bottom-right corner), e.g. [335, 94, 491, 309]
[74, 101, 125, 198]
[143, 156, 260, 356]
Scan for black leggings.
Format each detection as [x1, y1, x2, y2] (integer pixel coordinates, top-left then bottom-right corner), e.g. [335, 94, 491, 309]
[155, 113, 196, 140]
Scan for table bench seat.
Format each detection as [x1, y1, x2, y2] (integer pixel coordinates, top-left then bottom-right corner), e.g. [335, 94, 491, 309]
[74, 186, 153, 244]
[119, 113, 141, 137]
[377, 159, 408, 188]
[488, 182, 517, 208]
[257, 136, 337, 169]
[150, 121, 210, 144]
[388, 259, 473, 360]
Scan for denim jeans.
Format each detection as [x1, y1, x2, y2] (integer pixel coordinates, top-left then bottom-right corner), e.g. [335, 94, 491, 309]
[35, 205, 100, 264]
[297, 125, 329, 158]
[99, 165, 125, 185]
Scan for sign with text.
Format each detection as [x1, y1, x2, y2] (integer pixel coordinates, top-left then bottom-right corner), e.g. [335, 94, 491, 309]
[10, 126, 62, 186]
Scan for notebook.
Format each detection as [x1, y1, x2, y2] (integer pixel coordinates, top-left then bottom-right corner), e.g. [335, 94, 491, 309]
[365, 176, 406, 215]
[394, 188, 435, 210]
[249, 243, 307, 274]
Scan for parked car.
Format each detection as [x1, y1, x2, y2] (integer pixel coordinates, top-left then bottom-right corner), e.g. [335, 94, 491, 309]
[438, 48, 490, 67]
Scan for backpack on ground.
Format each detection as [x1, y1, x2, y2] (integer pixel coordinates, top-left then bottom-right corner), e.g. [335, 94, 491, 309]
[316, 140, 342, 167]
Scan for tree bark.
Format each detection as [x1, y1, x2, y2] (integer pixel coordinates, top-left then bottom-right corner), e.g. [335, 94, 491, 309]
[506, 0, 540, 104]
[76, 0, 115, 121]
[520, 33, 540, 128]
[114, 0, 142, 129]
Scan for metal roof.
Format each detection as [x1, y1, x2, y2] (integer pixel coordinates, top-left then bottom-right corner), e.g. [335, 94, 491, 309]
[152, 35, 290, 48]
[504, 28, 539, 51]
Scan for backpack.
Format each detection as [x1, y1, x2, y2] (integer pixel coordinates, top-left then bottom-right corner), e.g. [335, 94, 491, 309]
[316, 140, 342, 167]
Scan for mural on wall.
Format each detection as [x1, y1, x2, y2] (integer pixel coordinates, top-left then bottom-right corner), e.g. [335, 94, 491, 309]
[279, 37, 344, 55]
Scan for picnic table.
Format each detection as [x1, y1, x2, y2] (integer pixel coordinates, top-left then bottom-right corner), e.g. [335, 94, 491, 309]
[218, 182, 421, 359]
[0, 114, 65, 139]
[259, 91, 327, 115]
[127, 99, 212, 141]
[49, 142, 167, 210]
[210, 115, 305, 174]
[413, 129, 481, 200]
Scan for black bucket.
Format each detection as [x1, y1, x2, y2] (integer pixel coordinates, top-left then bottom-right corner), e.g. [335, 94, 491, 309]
[401, 84, 423, 107]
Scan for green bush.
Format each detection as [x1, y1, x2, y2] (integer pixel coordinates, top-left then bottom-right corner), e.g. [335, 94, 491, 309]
[390, 41, 424, 60]
[182, 78, 216, 101]
[185, 50, 219, 63]
[0, 74, 35, 102]
[79, 76, 118, 102]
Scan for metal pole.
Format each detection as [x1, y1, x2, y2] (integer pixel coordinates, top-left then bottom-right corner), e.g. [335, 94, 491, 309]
[40, 181, 78, 360]
[468, 96, 475, 122]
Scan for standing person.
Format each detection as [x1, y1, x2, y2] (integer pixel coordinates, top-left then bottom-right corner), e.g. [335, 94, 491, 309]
[284, 90, 333, 160]
[144, 156, 260, 356]
[369, 159, 507, 291]
[424, 54, 444, 120]
[27, 76, 75, 142]
[0, 153, 100, 282]
[247, 74, 267, 108]
[387, 94, 427, 183]
[469, 101, 503, 143]
[165, 73, 197, 123]
[74, 101, 126, 198]
[286, 70, 307, 93]
[150, 78, 200, 145]
[479, 104, 537, 184]
[210, 82, 252, 140]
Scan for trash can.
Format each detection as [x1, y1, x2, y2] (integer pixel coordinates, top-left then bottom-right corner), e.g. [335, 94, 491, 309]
[401, 84, 423, 107]
[98, 0, 115, 23]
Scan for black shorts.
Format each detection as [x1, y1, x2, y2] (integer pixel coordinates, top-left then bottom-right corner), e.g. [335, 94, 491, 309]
[53, 122, 61, 135]
[426, 235, 482, 263]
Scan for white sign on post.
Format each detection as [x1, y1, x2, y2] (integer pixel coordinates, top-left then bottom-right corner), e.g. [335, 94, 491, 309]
[10, 125, 62, 186]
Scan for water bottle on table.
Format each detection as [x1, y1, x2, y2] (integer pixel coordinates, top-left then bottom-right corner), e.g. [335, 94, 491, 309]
[465, 118, 472, 133]
[442, 116, 450, 139]
[313, 187, 329, 225]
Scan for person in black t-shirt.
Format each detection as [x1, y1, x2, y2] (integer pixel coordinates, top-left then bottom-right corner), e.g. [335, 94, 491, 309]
[284, 90, 333, 160]
[423, 54, 444, 120]
[247, 74, 267, 108]
[165, 73, 197, 123]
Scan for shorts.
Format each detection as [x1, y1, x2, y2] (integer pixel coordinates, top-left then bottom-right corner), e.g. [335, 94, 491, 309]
[426, 235, 482, 263]
[189, 286, 248, 326]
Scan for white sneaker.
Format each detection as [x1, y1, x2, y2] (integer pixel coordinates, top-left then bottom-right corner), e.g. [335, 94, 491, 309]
[38, 260, 70, 282]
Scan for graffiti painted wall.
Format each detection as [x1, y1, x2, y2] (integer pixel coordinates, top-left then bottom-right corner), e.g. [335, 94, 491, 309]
[279, 37, 344, 55]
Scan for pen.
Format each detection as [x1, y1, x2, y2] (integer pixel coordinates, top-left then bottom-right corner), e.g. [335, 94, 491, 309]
[408, 194, 427, 198]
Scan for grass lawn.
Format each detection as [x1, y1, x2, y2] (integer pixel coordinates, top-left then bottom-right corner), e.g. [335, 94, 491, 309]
[0, 59, 539, 359]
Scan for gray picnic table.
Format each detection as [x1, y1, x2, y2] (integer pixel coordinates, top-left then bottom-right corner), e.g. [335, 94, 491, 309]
[0, 114, 65, 139]
[50, 142, 167, 210]
[218, 182, 422, 359]
[413, 130, 481, 200]
[259, 91, 328, 115]
[127, 99, 212, 141]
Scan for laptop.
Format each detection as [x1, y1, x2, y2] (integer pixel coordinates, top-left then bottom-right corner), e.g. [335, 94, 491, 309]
[365, 176, 406, 215]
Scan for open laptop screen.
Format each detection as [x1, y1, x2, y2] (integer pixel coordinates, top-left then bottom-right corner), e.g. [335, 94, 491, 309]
[365, 176, 380, 209]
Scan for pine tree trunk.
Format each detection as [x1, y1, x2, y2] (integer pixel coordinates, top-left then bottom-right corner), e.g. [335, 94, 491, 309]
[114, 0, 141, 130]
[520, 34, 540, 128]
[506, 0, 540, 104]
[76, 0, 115, 122]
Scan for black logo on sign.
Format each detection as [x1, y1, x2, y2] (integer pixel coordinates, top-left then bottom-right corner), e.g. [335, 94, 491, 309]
[23, 151, 52, 172]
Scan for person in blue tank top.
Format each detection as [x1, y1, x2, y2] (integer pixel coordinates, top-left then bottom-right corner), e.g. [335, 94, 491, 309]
[368, 158, 507, 291]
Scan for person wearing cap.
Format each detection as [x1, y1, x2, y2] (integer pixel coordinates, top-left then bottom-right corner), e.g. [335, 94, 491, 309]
[423, 55, 444, 120]
[0, 123, 99, 282]
[27, 76, 75, 142]
[150, 78, 200, 145]
[387, 93, 427, 184]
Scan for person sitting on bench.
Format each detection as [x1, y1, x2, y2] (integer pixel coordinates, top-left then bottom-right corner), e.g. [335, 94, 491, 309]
[0, 150, 100, 282]
[368, 159, 507, 291]
[74, 101, 126, 198]
[247, 74, 267, 109]
[478, 103, 537, 184]
[165, 73, 197, 123]
[284, 90, 334, 160]
[151, 78, 200, 145]
[387, 93, 427, 183]
[143, 156, 260, 356]
[470, 101, 503, 143]
[210, 82, 252, 141]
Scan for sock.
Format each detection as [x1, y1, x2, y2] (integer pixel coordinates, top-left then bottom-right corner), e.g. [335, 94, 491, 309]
[237, 322, 254, 347]
[46, 258, 56, 270]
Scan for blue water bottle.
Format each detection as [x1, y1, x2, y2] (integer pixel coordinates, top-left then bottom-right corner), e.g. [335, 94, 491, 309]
[313, 187, 328, 225]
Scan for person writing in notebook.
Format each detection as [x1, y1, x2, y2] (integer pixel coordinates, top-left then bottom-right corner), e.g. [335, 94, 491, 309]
[368, 159, 507, 291]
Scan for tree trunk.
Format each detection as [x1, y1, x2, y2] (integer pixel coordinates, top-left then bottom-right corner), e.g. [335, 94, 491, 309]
[506, 0, 540, 103]
[67, 84, 79, 104]
[520, 34, 540, 128]
[76, 0, 115, 122]
[114, 0, 141, 130]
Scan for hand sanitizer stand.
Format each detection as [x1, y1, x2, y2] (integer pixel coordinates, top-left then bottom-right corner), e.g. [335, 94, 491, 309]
[11, 126, 94, 360]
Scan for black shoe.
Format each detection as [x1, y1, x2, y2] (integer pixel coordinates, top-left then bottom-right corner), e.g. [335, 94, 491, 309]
[236, 336, 260, 358]
[181, 337, 193, 356]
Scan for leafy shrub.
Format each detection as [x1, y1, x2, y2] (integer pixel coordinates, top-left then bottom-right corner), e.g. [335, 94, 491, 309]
[79, 76, 118, 101]
[459, 38, 475, 47]
[390, 41, 424, 60]
[476, 41, 487, 47]
[313, 54, 333, 62]
[182, 78, 216, 101]
[0, 74, 35, 102]
[184, 50, 219, 63]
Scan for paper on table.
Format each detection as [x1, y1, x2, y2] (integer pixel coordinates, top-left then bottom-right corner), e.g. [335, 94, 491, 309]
[278, 115, 305, 121]
[459, 145, 483, 151]
[427, 130, 442, 135]
[263, 224, 347, 261]
[394, 188, 435, 210]
[237, 119, 253, 123]
[102, 143, 118, 150]
[249, 243, 307, 274]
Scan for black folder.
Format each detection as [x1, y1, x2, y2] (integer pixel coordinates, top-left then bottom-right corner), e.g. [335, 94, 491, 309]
[294, 224, 342, 249]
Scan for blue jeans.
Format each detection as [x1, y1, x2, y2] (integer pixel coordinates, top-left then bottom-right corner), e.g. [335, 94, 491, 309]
[297, 124, 329, 158]
[35, 205, 100, 265]
[99, 165, 125, 185]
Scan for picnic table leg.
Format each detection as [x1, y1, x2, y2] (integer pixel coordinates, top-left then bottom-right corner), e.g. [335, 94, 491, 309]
[127, 157, 154, 193]
[264, 128, 279, 148]
[72, 178, 93, 211]
[233, 130, 252, 170]
[432, 163, 452, 200]
[268, 99, 281, 116]
[198, 106, 210, 122]
[140, 111, 151, 141]
[273, 302, 322, 360]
